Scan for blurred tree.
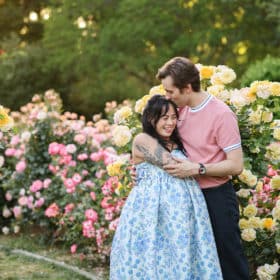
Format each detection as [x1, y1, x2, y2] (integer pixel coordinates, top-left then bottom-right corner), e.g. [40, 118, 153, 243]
[41, 0, 280, 117]
[0, 0, 50, 43]
[0, 45, 66, 110]
[1, 0, 280, 117]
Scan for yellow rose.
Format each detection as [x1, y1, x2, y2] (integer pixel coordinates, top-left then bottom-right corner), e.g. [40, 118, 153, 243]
[114, 182, 124, 196]
[270, 82, 280, 96]
[239, 218, 250, 229]
[261, 111, 273, 123]
[113, 106, 133, 124]
[266, 142, 280, 161]
[248, 109, 262, 125]
[246, 88, 257, 103]
[210, 73, 223, 85]
[262, 218, 275, 231]
[134, 95, 151, 114]
[248, 217, 262, 229]
[255, 181, 263, 192]
[276, 243, 280, 254]
[273, 128, 280, 140]
[241, 228, 256, 242]
[271, 176, 280, 190]
[199, 66, 215, 79]
[272, 206, 280, 221]
[238, 169, 257, 187]
[0, 106, 13, 131]
[149, 84, 165, 96]
[106, 161, 123, 177]
[243, 204, 258, 218]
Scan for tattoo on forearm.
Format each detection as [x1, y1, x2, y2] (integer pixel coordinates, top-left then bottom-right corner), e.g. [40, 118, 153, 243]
[135, 143, 174, 167]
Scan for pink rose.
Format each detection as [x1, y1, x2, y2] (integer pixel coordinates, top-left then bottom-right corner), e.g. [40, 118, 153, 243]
[64, 203, 75, 214]
[10, 135, 20, 146]
[70, 244, 77, 254]
[84, 180, 95, 188]
[13, 206, 22, 219]
[30, 180, 43, 193]
[74, 134, 86, 145]
[34, 197, 45, 208]
[16, 160, 26, 173]
[77, 153, 88, 161]
[5, 192, 12, 201]
[48, 142, 60, 155]
[18, 196, 28, 206]
[90, 151, 103, 162]
[5, 148, 16, 157]
[109, 218, 119, 231]
[72, 173, 82, 184]
[45, 203, 60, 217]
[85, 209, 98, 223]
[101, 197, 113, 209]
[90, 192, 96, 201]
[43, 179, 52, 189]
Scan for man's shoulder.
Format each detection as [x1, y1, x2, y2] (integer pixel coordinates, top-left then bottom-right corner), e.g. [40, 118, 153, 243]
[209, 96, 234, 114]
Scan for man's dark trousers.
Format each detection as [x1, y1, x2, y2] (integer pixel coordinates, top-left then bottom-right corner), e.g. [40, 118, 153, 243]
[202, 181, 250, 280]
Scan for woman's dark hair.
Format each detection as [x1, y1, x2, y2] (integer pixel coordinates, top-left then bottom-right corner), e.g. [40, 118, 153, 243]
[142, 95, 185, 153]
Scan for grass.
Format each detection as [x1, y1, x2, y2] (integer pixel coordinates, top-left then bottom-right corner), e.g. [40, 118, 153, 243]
[0, 231, 109, 280]
[0, 250, 89, 280]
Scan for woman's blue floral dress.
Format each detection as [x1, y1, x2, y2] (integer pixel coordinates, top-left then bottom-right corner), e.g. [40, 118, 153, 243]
[110, 150, 223, 280]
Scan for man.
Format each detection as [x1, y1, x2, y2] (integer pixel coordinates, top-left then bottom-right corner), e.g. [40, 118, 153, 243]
[134, 57, 250, 280]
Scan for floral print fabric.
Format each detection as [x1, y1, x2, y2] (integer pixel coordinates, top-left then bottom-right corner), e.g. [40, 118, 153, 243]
[110, 150, 223, 280]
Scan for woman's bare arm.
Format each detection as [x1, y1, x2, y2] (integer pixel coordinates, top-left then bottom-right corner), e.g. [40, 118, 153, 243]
[132, 133, 177, 168]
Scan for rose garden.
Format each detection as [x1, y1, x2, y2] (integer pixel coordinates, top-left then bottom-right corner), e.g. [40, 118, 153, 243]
[0, 64, 279, 279]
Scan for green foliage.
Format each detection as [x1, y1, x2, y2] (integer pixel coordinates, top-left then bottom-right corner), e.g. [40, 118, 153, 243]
[41, 0, 280, 116]
[0, 0, 49, 43]
[0, 46, 57, 110]
[241, 55, 280, 86]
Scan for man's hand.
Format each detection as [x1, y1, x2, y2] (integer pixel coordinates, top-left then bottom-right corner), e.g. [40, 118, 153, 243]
[163, 157, 199, 178]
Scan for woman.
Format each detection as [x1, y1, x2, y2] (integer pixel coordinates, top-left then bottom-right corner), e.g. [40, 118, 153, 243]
[110, 95, 223, 280]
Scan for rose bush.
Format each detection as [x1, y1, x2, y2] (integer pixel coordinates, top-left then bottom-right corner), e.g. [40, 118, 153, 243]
[0, 64, 279, 278]
[110, 65, 280, 279]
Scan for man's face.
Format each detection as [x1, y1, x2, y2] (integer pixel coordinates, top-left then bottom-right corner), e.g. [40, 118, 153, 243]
[161, 76, 188, 107]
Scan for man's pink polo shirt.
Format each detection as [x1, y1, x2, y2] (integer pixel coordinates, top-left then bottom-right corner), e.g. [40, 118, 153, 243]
[177, 94, 241, 189]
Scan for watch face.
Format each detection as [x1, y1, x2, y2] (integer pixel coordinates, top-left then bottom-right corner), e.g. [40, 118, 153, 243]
[199, 164, 206, 175]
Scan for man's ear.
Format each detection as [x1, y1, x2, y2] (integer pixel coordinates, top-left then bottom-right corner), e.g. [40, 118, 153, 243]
[185, 83, 193, 93]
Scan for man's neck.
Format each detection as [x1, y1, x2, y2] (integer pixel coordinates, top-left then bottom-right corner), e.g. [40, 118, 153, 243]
[188, 91, 209, 108]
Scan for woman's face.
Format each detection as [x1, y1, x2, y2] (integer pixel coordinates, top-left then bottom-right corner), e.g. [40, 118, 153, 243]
[155, 105, 177, 139]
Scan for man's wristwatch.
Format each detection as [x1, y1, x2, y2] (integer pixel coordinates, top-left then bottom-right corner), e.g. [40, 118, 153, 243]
[198, 163, 206, 175]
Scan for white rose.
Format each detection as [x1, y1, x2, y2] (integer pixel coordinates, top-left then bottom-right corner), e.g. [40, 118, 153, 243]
[216, 66, 236, 84]
[37, 111, 47, 120]
[0, 155, 4, 168]
[236, 188, 251, 198]
[257, 266, 273, 280]
[264, 263, 279, 275]
[241, 228, 256, 242]
[112, 125, 132, 147]
[2, 207, 12, 218]
[2, 226, 10, 235]
[66, 144, 77, 154]
[21, 131, 31, 142]
[19, 188, 26, 196]
[14, 225, 20, 234]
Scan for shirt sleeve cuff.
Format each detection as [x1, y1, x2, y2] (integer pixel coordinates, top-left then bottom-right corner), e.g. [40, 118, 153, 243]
[223, 143, 241, 153]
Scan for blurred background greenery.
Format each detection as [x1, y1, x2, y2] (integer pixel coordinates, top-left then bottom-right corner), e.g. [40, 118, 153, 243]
[0, 0, 280, 118]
